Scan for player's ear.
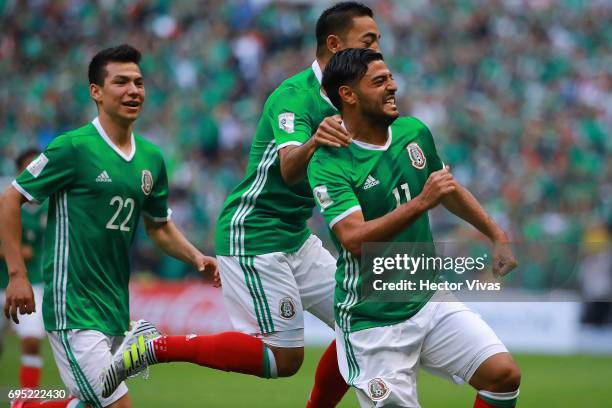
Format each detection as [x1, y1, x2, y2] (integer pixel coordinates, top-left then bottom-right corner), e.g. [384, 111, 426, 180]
[326, 34, 342, 54]
[339, 85, 356, 107]
[90, 83, 103, 104]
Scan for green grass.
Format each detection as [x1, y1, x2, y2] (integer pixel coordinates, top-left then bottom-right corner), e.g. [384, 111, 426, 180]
[1, 334, 611, 407]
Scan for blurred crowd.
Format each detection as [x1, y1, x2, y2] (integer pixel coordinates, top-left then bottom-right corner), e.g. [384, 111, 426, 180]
[0, 0, 610, 283]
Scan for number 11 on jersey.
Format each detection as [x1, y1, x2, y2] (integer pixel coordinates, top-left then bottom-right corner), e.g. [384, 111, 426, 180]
[392, 183, 411, 208]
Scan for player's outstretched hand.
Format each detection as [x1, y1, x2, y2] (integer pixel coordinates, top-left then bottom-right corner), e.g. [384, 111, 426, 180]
[492, 242, 518, 277]
[417, 166, 457, 210]
[313, 115, 351, 148]
[4, 274, 35, 324]
[196, 255, 221, 287]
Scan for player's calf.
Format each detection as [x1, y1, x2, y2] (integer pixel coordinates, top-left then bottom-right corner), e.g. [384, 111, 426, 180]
[267, 345, 304, 377]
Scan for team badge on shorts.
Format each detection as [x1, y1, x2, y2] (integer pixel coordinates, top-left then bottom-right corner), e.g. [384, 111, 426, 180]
[407, 142, 426, 169]
[368, 378, 390, 401]
[141, 170, 153, 196]
[279, 297, 296, 320]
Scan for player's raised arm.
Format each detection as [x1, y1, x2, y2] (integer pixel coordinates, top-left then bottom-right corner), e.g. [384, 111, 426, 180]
[0, 186, 34, 323]
[279, 114, 350, 185]
[313, 166, 456, 257]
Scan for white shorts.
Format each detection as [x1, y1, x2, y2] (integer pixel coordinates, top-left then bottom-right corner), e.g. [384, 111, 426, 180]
[0, 284, 46, 341]
[218, 235, 336, 347]
[47, 329, 128, 407]
[336, 294, 508, 407]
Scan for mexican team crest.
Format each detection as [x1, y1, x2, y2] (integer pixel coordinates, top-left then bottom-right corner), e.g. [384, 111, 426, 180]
[141, 170, 153, 196]
[407, 142, 426, 169]
[368, 378, 390, 401]
[279, 297, 296, 320]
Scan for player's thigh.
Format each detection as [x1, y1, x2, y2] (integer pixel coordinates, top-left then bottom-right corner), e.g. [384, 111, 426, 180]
[47, 329, 128, 408]
[420, 301, 508, 384]
[11, 284, 46, 340]
[335, 323, 424, 407]
[290, 235, 336, 328]
[217, 254, 305, 346]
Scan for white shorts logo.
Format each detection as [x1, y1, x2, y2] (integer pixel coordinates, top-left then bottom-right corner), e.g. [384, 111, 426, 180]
[278, 112, 295, 134]
[26, 153, 49, 178]
[368, 378, 390, 401]
[313, 185, 333, 210]
[279, 297, 297, 320]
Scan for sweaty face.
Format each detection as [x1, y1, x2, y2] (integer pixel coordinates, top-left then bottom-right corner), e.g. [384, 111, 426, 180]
[340, 16, 381, 52]
[91, 62, 145, 123]
[354, 60, 399, 126]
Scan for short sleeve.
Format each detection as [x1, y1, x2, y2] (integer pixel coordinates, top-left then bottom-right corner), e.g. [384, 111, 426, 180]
[418, 122, 444, 174]
[268, 87, 313, 150]
[308, 153, 361, 228]
[13, 135, 75, 203]
[142, 156, 172, 222]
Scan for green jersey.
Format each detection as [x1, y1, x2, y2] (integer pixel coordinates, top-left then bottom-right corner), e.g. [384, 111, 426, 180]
[308, 117, 444, 333]
[13, 118, 170, 335]
[215, 62, 337, 256]
[1, 201, 47, 288]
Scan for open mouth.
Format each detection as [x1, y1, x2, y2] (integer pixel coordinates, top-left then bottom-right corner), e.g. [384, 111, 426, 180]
[384, 95, 397, 109]
[122, 101, 141, 108]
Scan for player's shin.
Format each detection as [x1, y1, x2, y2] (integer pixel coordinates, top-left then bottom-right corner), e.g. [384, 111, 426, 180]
[306, 341, 349, 408]
[474, 390, 520, 408]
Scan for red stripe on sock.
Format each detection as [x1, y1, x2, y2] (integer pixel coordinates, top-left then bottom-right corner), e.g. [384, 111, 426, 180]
[307, 341, 349, 408]
[153, 332, 266, 377]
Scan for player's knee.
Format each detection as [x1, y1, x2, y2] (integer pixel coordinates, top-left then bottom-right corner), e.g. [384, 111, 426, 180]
[487, 360, 521, 392]
[272, 347, 304, 377]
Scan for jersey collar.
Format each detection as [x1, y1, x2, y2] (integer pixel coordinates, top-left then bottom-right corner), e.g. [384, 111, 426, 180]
[311, 60, 336, 110]
[92, 117, 136, 162]
[343, 121, 393, 151]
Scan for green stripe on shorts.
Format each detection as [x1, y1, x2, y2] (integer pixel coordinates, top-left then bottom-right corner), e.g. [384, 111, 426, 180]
[60, 331, 103, 408]
[246, 257, 275, 333]
[238, 256, 270, 334]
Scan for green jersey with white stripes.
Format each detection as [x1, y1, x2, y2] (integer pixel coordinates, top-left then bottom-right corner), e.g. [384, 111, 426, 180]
[215, 62, 337, 256]
[308, 117, 444, 333]
[1, 201, 47, 288]
[13, 118, 170, 335]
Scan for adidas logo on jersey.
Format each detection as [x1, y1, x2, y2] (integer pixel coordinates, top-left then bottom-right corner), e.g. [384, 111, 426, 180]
[363, 174, 380, 190]
[96, 170, 112, 183]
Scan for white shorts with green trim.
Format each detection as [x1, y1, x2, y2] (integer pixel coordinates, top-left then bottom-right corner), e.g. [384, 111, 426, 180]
[48, 329, 128, 407]
[336, 294, 508, 407]
[0, 284, 46, 340]
[217, 234, 336, 348]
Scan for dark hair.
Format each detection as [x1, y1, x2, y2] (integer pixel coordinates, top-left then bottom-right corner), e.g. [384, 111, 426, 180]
[88, 44, 142, 86]
[322, 48, 383, 111]
[15, 148, 40, 170]
[315, 2, 373, 56]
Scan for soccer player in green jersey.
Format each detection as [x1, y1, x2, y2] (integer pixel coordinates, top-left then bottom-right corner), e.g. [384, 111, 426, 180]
[1, 149, 48, 391]
[101, 3, 377, 406]
[308, 48, 521, 407]
[0, 45, 217, 408]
